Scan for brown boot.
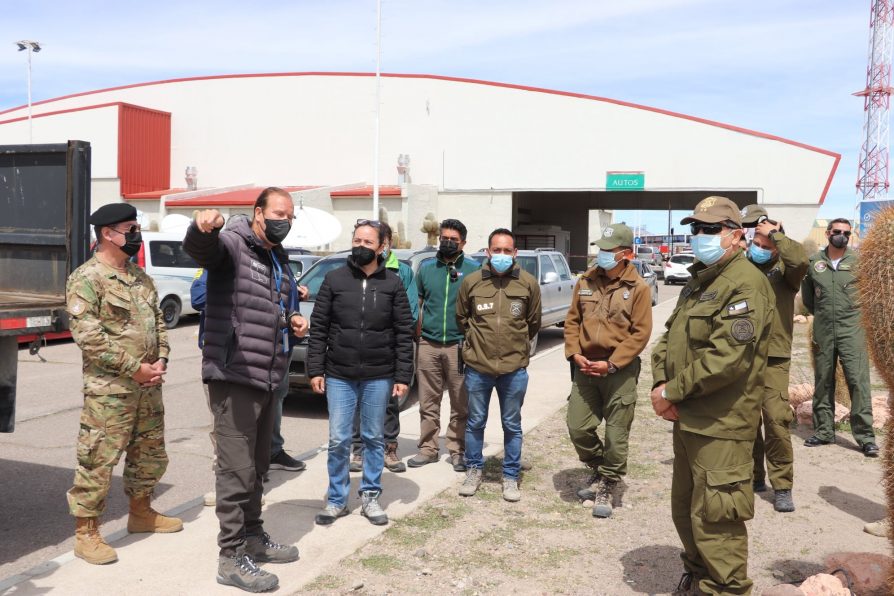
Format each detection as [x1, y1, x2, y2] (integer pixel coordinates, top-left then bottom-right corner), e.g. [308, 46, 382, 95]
[384, 442, 407, 473]
[127, 496, 183, 533]
[74, 517, 118, 565]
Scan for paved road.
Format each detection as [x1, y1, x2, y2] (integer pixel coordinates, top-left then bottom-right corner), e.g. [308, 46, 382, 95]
[0, 282, 681, 581]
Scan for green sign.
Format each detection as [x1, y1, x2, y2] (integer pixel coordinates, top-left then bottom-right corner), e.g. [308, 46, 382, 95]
[606, 172, 645, 191]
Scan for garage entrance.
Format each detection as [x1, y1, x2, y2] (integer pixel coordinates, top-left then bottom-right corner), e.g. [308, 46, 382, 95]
[512, 190, 759, 271]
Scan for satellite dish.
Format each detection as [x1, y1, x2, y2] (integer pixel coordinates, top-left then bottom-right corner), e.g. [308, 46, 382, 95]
[160, 213, 192, 235]
[283, 206, 342, 248]
[135, 209, 151, 230]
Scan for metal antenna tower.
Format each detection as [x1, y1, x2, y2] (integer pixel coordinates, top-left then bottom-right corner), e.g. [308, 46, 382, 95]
[856, 0, 894, 213]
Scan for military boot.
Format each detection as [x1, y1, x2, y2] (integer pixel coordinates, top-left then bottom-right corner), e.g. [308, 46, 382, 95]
[74, 517, 117, 565]
[592, 478, 617, 518]
[127, 496, 183, 533]
[672, 572, 708, 595]
[576, 468, 601, 501]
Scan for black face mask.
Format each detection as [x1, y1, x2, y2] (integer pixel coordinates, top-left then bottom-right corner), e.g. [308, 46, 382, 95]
[438, 239, 460, 259]
[110, 228, 142, 257]
[829, 234, 848, 249]
[352, 246, 377, 266]
[264, 217, 291, 245]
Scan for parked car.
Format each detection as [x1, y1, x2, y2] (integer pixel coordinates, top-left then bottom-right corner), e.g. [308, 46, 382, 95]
[286, 252, 322, 279]
[663, 252, 696, 285]
[631, 259, 659, 306]
[132, 232, 200, 328]
[635, 245, 664, 277]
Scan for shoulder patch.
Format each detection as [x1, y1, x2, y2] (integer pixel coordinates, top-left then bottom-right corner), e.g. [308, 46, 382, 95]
[731, 319, 755, 341]
[69, 297, 88, 316]
[814, 261, 827, 273]
[727, 301, 749, 315]
[698, 290, 717, 302]
[681, 286, 693, 299]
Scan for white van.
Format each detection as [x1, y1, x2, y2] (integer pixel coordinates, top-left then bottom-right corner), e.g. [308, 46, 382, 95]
[132, 231, 199, 328]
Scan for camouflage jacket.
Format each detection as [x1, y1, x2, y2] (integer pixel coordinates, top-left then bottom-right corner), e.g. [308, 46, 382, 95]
[66, 256, 169, 395]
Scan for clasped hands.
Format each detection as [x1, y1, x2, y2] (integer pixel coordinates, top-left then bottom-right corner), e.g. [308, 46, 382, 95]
[649, 383, 678, 422]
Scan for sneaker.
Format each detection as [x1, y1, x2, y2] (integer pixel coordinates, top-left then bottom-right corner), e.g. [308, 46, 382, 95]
[384, 443, 407, 473]
[672, 572, 707, 595]
[360, 491, 388, 525]
[270, 451, 306, 472]
[350, 451, 363, 473]
[449, 453, 467, 472]
[459, 468, 483, 497]
[245, 532, 299, 563]
[752, 478, 768, 493]
[773, 489, 795, 513]
[407, 452, 439, 468]
[864, 519, 889, 537]
[217, 553, 279, 593]
[315, 504, 349, 525]
[502, 477, 521, 502]
[576, 469, 601, 501]
[592, 478, 617, 518]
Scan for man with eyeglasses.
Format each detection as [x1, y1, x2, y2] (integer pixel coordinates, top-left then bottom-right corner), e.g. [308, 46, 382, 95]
[801, 218, 878, 457]
[741, 205, 808, 514]
[409, 219, 480, 470]
[65, 203, 181, 566]
[651, 196, 774, 595]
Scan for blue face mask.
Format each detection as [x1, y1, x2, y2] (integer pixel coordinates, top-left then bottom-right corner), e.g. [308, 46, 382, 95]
[748, 243, 773, 264]
[490, 253, 514, 274]
[597, 251, 619, 270]
[691, 233, 728, 265]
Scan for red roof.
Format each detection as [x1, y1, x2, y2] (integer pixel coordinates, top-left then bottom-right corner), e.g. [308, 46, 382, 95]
[124, 188, 186, 200]
[162, 186, 318, 207]
[331, 185, 402, 198]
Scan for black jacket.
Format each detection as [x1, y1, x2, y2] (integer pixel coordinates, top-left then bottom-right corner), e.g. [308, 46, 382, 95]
[307, 256, 414, 384]
[182, 216, 294, 392]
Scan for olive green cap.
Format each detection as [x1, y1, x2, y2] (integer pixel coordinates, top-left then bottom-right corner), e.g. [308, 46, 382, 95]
[740, 204, 769, 227]
[593, 223, 634, 250]
[680, 196, 742, 228]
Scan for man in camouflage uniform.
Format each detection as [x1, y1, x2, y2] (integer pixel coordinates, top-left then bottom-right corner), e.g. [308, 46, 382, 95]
[66, 203, 181, 566]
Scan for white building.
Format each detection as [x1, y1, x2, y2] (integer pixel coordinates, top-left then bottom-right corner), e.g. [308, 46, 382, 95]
[0, 72, 839, 270]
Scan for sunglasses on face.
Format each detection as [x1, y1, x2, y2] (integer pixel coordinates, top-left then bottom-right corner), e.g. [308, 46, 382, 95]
[112, 225, 141, 234]
[448, 263, 459, 282]
[355, 219, 381, 228]
[690, 223, 724, 236]
[829, 229, 851, 237]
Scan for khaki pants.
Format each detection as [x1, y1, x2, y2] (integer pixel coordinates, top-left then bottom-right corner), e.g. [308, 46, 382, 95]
[416, 339, 468, 457]
[671, 426, 754, 595]
[752, 358, 794, 490]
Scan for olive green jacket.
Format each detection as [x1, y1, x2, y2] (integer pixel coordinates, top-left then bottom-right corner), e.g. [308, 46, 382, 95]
[801, 247, 864, 343]
[456, 264, 542, 376]
[651, 251, 774, 440]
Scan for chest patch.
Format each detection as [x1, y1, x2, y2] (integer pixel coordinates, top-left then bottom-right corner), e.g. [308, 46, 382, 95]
[579, 288, 593, 297]
[815, 287, 822, 298]
[727, 301, 750, 315]
[476, 302, 494, 313]
[510, 301, 523, 317]
[814, 261, 827, 273]
[622, 290, 630, 300]
[731, 319, 755, 341]
[251, 259, 270, 284]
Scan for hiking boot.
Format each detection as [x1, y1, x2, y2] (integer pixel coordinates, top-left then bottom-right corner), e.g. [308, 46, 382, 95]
[592, 478, 617, 518]
[407, 452, 439, 468]
[502, 477, 521, 502]
[245, 532, 299, 563]
[576, 469, 601, 501]
[752, 478, 768, 493]
[864, 519, 889, 537]
[217, 552, 278, 593]
[863, 442, 880, 458]
[449, 453, 467, 472]
[74, 517, 117, 565]
[459, 468, 483, 497]
[672, 572, 707, 595]
[350, 451, 363, 473]
[270, 450, 306, 472]
[315, 504, 349, 525]
[127, 496, 183, 533]
[384, 443, 407, 473]
[774, 489, 795, 513]
[360, 490, 388, 525]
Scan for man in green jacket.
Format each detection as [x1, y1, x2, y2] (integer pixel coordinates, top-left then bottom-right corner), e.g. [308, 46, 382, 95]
[409, 219, 480, 470]
[651, 196, 774, 595]
[742, 205, 808, 514]
[801, 218, 878, 457]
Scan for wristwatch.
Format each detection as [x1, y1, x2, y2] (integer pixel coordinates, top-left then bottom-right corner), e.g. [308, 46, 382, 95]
[607, 362, 618, 374]
[661, 388, 667, 399]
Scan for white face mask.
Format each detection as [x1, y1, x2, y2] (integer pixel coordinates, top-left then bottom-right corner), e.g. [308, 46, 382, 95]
[691, 231, 734, 265]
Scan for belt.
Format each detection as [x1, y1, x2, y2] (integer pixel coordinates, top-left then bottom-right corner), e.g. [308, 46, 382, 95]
[424, 338, 460, 347]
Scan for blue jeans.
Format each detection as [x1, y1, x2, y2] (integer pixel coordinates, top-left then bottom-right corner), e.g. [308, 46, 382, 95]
[464, 366, 528, 480]
[325, 376, 392, 507]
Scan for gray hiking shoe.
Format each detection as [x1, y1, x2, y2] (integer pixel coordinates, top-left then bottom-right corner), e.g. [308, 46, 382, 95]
[773, 489, 795, 513]
[576, 469, 601, 501]
[502, 477, 521, 502]
[592, 478, 617, 518]
[360, 491, 388, 525]
[245, 532, 299, 563]
[217, 553, 278, 593]
[459, 468, 483, 497]
[314, 504, 349, 525]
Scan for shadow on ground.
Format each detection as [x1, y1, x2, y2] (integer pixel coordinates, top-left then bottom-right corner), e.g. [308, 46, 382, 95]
[620, 544, 683, 594]
[817, 485, 885, 522]
[551, 468, 591, 503]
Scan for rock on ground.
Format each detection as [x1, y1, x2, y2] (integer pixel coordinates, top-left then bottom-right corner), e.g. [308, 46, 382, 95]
[871, 395, 890, 429]
[798, 573, 849, 595]
[763, 584, 806, 596]
[824, 551, 893, 596]
[789, 383, 814, 409]
[795, 401, 849, 427]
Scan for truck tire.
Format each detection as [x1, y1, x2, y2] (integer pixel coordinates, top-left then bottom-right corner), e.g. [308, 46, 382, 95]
[160, 297, 181, 329]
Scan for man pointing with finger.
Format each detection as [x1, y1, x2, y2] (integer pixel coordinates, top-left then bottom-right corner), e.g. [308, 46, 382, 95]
[184, 187, 308, 593]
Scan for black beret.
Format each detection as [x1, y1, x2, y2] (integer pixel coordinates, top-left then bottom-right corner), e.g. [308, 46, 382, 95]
[88, 203, 138, 226]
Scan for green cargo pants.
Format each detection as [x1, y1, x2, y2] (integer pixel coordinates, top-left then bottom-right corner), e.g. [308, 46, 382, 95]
[812, 331, 875, 446]
[566, 358, 640, 482]
[752, 358, 795, 490]
[672, 425, 754, 595]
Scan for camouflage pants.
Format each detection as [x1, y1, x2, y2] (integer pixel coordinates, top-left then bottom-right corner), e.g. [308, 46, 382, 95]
[67, 387, 168, 518]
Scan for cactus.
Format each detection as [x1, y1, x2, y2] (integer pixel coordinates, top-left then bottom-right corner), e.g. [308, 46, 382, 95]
[855, 205, 894, 589]
[421, 213, 439, 246]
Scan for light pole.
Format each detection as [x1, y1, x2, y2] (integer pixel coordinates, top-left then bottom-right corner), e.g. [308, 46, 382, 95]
[372, 0, 381, 219]
[15, 40, 41, 144]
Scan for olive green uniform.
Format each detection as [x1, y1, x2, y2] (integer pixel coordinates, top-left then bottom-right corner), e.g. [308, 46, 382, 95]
[563, 262, 652, 481]
[652, 251, 774, 595]
[750, 232, 807, 490]
[801, 248, 874, 446]
[65, 256, 170, 518]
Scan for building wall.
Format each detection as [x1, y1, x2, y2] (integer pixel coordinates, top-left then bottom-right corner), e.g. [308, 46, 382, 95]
[437, 191, 513, 253]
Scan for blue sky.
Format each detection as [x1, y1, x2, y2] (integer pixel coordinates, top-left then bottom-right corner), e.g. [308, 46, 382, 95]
[0, 1, 870, 230]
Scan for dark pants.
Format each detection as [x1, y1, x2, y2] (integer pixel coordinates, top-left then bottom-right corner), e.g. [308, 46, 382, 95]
[353, 393, 400, 452]
[208, 381, 276, 555]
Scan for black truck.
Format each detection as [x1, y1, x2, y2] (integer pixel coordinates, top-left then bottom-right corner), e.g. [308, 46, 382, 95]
[0, 141, 91, 432]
